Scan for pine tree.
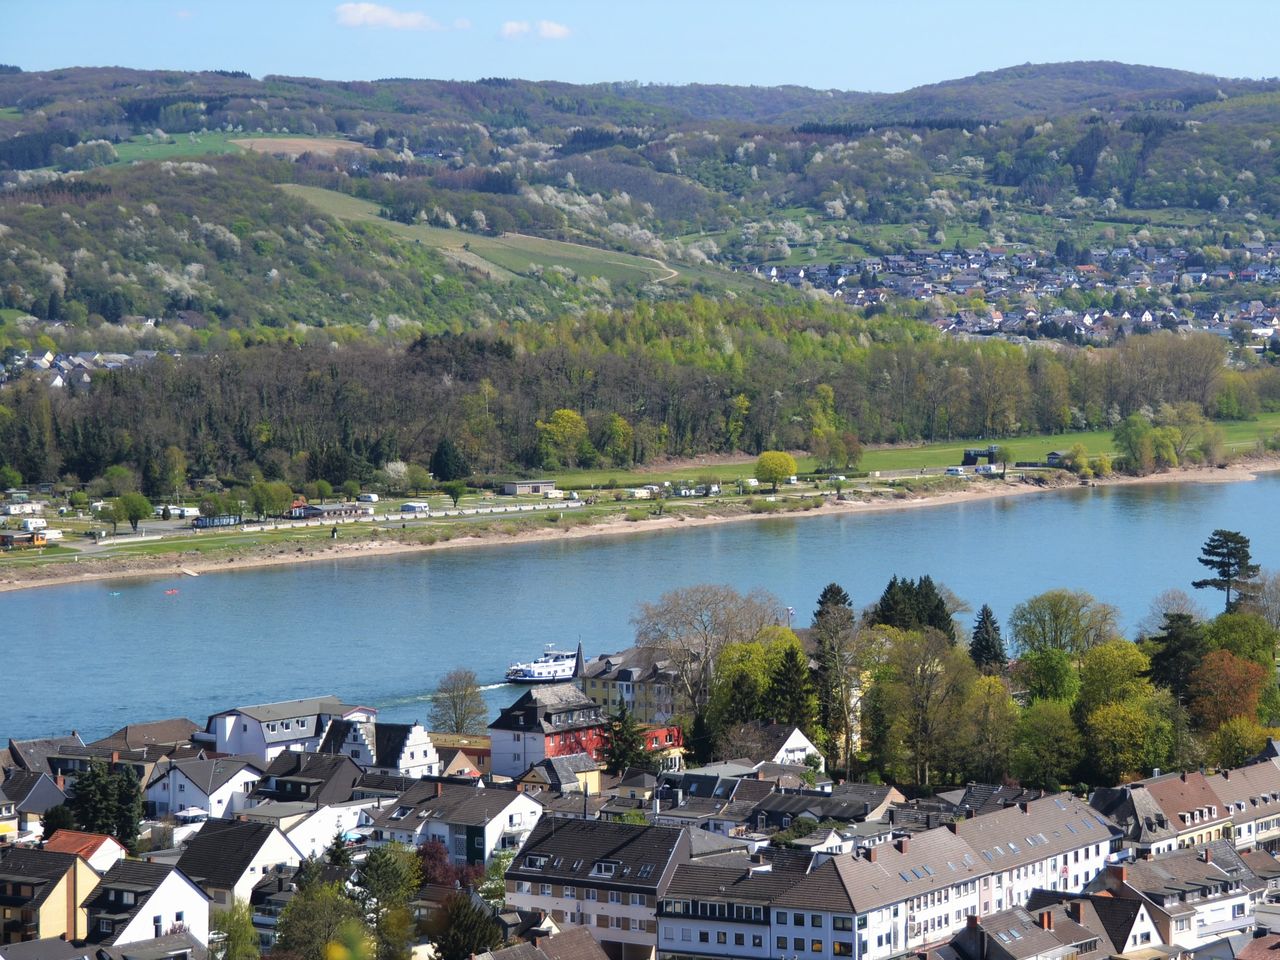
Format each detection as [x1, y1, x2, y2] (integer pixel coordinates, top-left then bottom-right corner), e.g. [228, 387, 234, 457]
[112, 767, 143, 853]
[1148, 613, 1208, 703]
[325, 831, 354, 869]
[41, 804, 75, 840]
[813, 582, 852, 622]
[873, 576, 916, 630]
[916, 576, 955, 641]
[604, 705, 648, 774]
[429, 436, 471, 482]
[70, 760, 112, 834]
[969, 604, 1007, 673]
[1193, 529, 1261, 612]
[767, 644, 816, 731]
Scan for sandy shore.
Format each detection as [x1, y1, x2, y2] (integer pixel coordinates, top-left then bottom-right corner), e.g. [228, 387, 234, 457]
[4, 457, 1277, 594]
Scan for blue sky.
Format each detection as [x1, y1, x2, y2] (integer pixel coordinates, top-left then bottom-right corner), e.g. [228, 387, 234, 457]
[6, 1, 1280, 91]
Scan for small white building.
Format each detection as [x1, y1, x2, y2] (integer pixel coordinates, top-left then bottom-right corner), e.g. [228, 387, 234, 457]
[84, 860, 211, 948]
[198, 696, 374, 763]
[145, 757, 264, 819]
[174, 819, 302, 909]
[317, 719, 440, 778]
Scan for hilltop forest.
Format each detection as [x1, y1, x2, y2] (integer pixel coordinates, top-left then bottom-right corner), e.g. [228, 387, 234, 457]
[4, 62, 1280, 486]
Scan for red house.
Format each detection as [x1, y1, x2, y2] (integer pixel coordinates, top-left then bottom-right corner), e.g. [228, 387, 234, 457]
[489, 684, 610, 778]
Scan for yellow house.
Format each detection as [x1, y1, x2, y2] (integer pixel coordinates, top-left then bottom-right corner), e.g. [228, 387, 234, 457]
[517, 755, 602, 795]
[0, 847, 96, 944]
[0, 789, 16, 837]
[579, 647, 678, 725]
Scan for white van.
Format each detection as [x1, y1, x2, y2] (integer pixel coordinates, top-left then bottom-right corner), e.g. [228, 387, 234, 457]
[357, 493, 379, 503]
[945, 466, 965, 477]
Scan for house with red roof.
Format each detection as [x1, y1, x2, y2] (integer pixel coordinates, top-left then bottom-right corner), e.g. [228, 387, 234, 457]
[43, 830, 127, 873]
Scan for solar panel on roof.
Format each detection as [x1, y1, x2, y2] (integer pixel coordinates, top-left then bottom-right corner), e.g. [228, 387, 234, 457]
[1054, 798, 1067, 809]
[900, 871, 913, 882]
[922, 865, 934, 876]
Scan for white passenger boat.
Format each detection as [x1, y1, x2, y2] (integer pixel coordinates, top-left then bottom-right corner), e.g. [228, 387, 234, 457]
[505, 643, 584, 683]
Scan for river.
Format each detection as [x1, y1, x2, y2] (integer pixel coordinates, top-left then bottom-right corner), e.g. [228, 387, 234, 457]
[9, 474, 1280, 742]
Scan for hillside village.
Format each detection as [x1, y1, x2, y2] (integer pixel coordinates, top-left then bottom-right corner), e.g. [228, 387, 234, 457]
[5, 652, 1280, 960]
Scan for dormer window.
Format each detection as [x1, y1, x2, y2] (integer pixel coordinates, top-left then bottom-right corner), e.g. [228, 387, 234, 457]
[390, 806, 413, 820]
[591, 860, 618, 877]
[526, 854, 548, 870]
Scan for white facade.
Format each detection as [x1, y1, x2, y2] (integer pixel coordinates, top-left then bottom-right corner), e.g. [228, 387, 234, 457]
[333, 722, 440, 778]
[770, 728, 825, 771]
[147, 764, 262, 818]
[508, 881, 659, 956]
[366, 791, 541, 866]
[285, 800, 381, 860]
[106, 870, 211, 948]
[203, 699, 374, 763]
[83, 838, 128, 874]
[490, 729, 548, 779]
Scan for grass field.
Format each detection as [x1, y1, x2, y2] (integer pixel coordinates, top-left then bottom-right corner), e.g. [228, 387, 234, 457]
[281, 184, 676, 286]
[550, 413, 1280, 488]
[111, 132, 352, 164]
[0, 308, 29, 324]
[0, 107, 21, 121]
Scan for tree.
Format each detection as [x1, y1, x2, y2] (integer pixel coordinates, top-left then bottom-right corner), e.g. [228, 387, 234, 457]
[813, 582, 852, 622]
[477, 850, 514, 909]
[358, 843, 421, 960]
[341, 480, 362, 501]
[434, 893, 501, 960]
[754, 450, 797, 492]
[604, 705, 648, 774]
[97, 501, 120, 535]
[429, 437, 471, 482]
[1208, 716, 1269, 768]
[211, 899, 260, 960]
[428, 668, 486, 734]
[1188, 649, 1269, 731]
[766, 642, 817, 731]
[1147, 613, 1208, 703]
[439, 480, 465, 509]
[250, 481, 292, 518]
[1012, 700, 1081, 790]
[69, 760, 113, 834]
[1204, 611, 1279, 668]
[881, 628, 976, 786]
[872, 575, 956, 641]
[112, 766, 143, 853]
[1077, 641, 1153, 720]
[1193, 529, 1261, 612]
[969, 605, 1006, 673]
[634, 584, 781, 716]
[275, 882, 368, 960]
[956, 676, 1019, 783]
[161, 445, 188, 498]
[1085, 701, 1158, 783]
[41, 804, 75, 840]
[1113, 413, 1155, 474]
[102, 463, 140, 496]
[535, 409, 591, 469]
[1009, 589, 1119, 665]
[1017, 648, 1080, 703]
[117, 492, 153, 532]
[812, 602, 877, 774]
[325, 831, 354, 870]
[404, 464, 431, 496]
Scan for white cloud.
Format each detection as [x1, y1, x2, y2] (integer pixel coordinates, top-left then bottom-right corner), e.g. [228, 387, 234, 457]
[452, 17, 471, 29]
[335, 3, 441, 30]
[500, 20, 531, 38]
[536, 20, 570, 39]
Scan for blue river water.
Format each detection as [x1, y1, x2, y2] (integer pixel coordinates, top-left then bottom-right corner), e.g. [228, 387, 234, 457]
[7, 473, 1280, 742]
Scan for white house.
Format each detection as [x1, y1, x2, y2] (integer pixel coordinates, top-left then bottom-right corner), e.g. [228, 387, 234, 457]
[83, 860, 211, 948]
[317, 719, 440, 778]
[363, 780, 542, 867]
[44, 829, 129, 873]
[174, 819, 302, 909]
[197, 696, 374, 762]
[145, 757, 264, 819]
[282, 799, 383, 861]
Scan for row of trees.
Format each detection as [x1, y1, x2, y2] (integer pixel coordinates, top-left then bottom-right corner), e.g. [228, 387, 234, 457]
[638, 529, 1280, 790]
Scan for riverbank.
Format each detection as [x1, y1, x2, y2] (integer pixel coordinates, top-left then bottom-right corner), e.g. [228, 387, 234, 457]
[3, 457, 1277, 594]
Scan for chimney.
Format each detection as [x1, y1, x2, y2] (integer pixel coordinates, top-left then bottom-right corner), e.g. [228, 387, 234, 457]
[111, 751, 120, 764]
[434, 781, 442, 798]
[896, 837, 909, 855]
[1223, 769, 1231, 780]
[946, 821, 959, 834]
[1018, 801, 1030, 814]
[967, 914, 980, 930]
[1039, 911, 1054, 932]
[866, 846, 878, 863]
[1067, 902, 1083, 923]
[1181, 771, 1188, 782]
[1110, 863, 1128, 884]
[1202, 848, 1212, 864]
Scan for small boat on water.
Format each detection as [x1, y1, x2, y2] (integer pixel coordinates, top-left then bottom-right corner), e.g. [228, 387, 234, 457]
[505, 642, 584, 684]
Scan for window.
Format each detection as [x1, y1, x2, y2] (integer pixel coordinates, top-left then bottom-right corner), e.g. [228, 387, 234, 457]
[176, 912, 184, 924]
[516, 881, 531, 894]
[1235, 904, 1247, 918]
[153, 916, 163, 937]
[351, 749, 360, 758]
[683, 929, 693, 942]
[795, 914, 804, 926]
[735, 933, 744, 946]
[753, 935, 764, 948]
[812, 915, 823, 927]
[540, 884, 552, 896]
[777, 937, 787, 950]
[99, 920, 113, 933]
[122, 891, 136, 906]
[664, 928, 673, 941]
[699, 931, 709, 943]
[586, 889, 598, 901]
[857, 915, 867, 931]
[564, 886, 576, 899]
[812, 940, 823, 953]
[794, 938, 806, 951]
[717, 932, 727, 944]
[778, 912, 788, 925]
[834, 917, 853, 932]
[609, 891, 621, 904]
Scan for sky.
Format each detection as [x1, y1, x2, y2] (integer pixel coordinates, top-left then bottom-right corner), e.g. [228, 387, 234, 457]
[6, 1, 1280, 92]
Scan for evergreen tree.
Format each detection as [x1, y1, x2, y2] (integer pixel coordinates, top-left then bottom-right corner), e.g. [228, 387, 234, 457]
[872, 575, 955, 641]
[429, 437, 471, 483]
[813, 582, 852, 622]
[604, 705, 648, 774]
[112, 766, 143, 852]
[326, 831, 354, 869]
[41, 804, 75, 840]
[1148, 612, 1207, 703]
[767, 643, 816, 731]
[434, 893, 501, 960]
[916, 576, 955, 641]
[69, 760, 113, 834]
[1193, 529, 1261, 612]
[359, 843, 421, 960]
[969, 604, 1007, 672]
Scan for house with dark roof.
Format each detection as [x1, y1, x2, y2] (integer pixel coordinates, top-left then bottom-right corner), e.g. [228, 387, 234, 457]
[475, 926, 611, 960]
[1092, 771, 1231, 857]
[246, 753, 363, 808]
[0, 770, 65, 837]
[82, 860, 210, 948]
[506, 818, 691, 960]
[580, 647, 680, 725]
[197, 696, 372, 762]
[318, 719, 439, 778]
[949, 904, 1111, 960]
[362, 779, 542, 866]
[1086, 840, 1266, 948]
[519, 755, 603, 795]
[1023, 890, 1162, 956]
[89, 720, 200, 754]
[145, 757, 263, 819]
[173, 819, 301, 909]
[44, 830, 128, 873]
[3, 735, 85, 777]
[0, 846, 97, 945]
[490, 685, 610, 779]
